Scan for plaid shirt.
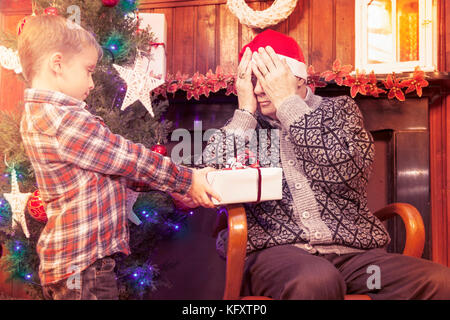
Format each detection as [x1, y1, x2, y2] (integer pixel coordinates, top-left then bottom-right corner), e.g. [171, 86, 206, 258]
[20, 89, 193, 285]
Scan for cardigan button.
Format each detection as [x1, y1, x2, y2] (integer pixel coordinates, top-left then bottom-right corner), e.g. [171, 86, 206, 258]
[285, 135, 290, 142]
[288, 160, 295, 166]
[295, 182, 303, 190]
[314, 231, 322, 240]
[302, 211, 311, 219]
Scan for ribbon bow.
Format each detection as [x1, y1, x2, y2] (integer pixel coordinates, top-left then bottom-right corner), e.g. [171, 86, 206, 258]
[224, 151, 262, 203]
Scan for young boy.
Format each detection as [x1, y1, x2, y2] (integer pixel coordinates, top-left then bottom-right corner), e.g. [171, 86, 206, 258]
[17, 15, 219, 300]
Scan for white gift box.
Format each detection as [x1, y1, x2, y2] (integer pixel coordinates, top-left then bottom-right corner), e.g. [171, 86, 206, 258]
[207, 168, 283, 205]
[138, 13, 167, 79]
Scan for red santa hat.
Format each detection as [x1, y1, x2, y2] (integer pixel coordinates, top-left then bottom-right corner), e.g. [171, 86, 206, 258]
[239, 29, 308, 80]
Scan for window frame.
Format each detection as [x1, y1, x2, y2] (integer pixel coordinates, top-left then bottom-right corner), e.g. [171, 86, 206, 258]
[355, 0, 437, 74]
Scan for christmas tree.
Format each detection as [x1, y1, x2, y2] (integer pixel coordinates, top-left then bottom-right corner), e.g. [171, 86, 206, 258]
[0, 0, 190, 299]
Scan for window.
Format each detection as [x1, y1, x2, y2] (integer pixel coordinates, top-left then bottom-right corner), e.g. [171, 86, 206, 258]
[355, 0, 437, 74]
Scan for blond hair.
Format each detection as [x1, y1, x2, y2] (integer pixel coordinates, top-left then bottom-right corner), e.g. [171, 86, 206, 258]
[17, 15, 103, 84]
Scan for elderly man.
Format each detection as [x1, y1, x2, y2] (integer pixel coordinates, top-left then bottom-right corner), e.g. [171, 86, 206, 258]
[200, 29, 450, 300]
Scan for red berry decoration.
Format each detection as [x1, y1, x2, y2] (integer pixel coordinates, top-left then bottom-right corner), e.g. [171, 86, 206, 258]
[44, 7, 58, 15]
[27, 190, 47, 223]
[151, 143, 167, 156]
[102, 0, 120, 7]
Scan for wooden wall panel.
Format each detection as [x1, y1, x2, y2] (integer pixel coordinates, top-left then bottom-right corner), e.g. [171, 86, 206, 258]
[446, 0, 450, 71]
[173, 7, 195, 75]
[240, 2, 260, 53]
[140, 0, 356, 74]
[0, 12, 28, 113]
[218, 4, 238, 74]
[429, 0, 450, 266]
[196, 5, 216, 73]
[335, 0, 355, 67]
[310, 0, 334, 72]
[287, 0, 310, 65]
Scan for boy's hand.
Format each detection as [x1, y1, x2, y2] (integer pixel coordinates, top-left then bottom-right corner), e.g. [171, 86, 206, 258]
[187, 167, 221, 208]
[170, 191, 198, 209]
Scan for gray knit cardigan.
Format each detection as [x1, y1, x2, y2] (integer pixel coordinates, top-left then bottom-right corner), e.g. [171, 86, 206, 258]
[203, 88, 390, 257]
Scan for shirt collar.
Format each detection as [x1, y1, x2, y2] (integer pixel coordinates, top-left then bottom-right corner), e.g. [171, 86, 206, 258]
[24, 88, 87, 109]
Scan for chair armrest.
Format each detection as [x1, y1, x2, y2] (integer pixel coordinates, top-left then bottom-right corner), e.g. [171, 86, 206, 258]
[223, 204, 248, 300]
[373, 203, 425, 258]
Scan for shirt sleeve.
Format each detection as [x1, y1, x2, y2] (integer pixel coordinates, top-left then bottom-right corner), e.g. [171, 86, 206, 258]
[55, 110, 193, 195]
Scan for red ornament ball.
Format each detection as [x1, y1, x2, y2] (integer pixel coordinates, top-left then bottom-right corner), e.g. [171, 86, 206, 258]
[27, 190, 47, 223]
[44, 7, 59, 15]
[102, 0, 120, 7]
[151, 144, 167, 156]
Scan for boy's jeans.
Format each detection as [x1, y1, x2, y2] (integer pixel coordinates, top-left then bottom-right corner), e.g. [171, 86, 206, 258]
[42, 256, 119, 300]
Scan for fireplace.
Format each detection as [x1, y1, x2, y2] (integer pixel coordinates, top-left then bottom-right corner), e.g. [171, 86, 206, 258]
[358, 97, 430, 259]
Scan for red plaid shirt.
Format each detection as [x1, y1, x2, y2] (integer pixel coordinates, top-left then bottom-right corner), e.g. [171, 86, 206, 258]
[20, 89, 193, 285]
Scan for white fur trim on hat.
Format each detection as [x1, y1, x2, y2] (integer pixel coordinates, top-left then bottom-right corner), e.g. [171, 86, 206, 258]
[278, 54, 308, 79]
[252, 53, 308, 79]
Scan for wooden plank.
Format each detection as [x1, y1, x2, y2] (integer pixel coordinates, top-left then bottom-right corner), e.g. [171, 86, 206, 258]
[445, 94, 450, 267]
[173, 7, 195, 75]
[151, 8, 174, 75]
[335, 0, 355, 67]
[218, 4, 238, 73]
[445, 0, 450, 71]
[429, 95, 449, 266]
[140, 0, 260, 9]
[0, 0, 32, 13]
[0, 13, 29, 112]
[310, 0, 334, 71]
[287, 0, 310, 65]
[239, 2, 260, 52]
[196, 5, 216, 74]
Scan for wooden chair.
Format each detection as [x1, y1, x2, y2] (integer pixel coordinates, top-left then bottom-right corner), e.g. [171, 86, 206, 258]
[213, 203, 425, 300]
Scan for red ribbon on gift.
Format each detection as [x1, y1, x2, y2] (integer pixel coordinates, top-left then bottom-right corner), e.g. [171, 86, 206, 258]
[223, 151, 262, 203]
[255, 166, 262, 203]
